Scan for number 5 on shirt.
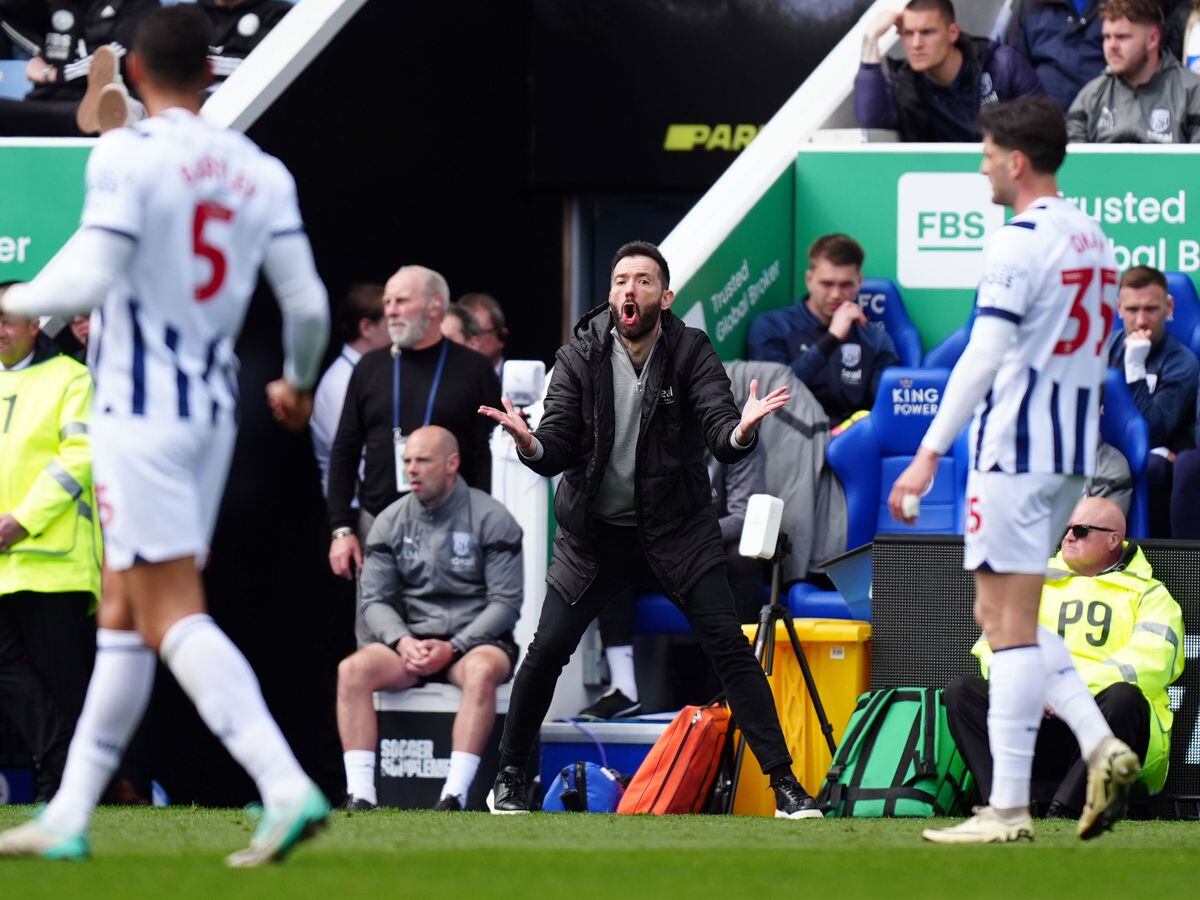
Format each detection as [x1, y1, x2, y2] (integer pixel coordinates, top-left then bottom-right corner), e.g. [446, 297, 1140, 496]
[193, 202, 234, 302]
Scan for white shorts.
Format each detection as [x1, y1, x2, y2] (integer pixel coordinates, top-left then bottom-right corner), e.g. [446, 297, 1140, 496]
[962, 471, 1085, 574]
[91, 415, 237, 572]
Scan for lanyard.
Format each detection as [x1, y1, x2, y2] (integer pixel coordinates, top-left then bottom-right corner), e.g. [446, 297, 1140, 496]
[392, 340, 449, 435]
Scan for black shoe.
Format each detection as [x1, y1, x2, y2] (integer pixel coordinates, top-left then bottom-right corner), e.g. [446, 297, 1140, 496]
[772, 777, 823, 819]
[433, 794, 463, 812]
[343, 795, 376, 811]
[577, 689, 643, 721]
[487, 766, 530, 814]
[1044, 799, 1077, 820]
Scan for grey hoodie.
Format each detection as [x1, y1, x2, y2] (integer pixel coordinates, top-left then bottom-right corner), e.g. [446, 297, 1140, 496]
[1067, 52, 1200, 144]
[356, 477, 523, 654]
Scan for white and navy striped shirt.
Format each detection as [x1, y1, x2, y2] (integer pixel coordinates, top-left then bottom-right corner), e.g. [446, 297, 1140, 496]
[969, 196, 1118, 477]
[81, 108, 305, 423]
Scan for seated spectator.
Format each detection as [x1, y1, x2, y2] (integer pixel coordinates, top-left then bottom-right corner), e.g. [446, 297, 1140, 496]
[747, 234, 899, 426]
[946, 497, 1183, 817]
[441, 303, 480, 346]
[311, 284, 388, 499]
[200, 0, 292, 89]
[856, 0, 1042, 141]
[0, 0, 158, 136]
[458, 292, 507, 378]
[336, 426, 523, 810]
[1067, 0, 1200, 142]
[1093, 266, 1198, 535]
[578, 446, 769, 721]
[1004, 0, 1106, 112]
[1163, 0, 1195, 62]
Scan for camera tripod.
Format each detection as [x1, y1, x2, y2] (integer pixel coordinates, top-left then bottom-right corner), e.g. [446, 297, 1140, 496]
[726, 532, 837, 804]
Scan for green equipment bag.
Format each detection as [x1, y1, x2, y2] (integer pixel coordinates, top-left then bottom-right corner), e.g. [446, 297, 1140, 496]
[818, 687, 975, 817]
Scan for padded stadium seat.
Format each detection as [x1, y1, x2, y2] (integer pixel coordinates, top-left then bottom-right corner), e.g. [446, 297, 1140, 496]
[857, 277, 923, 367]
[0, 60, 31, 101]
[1099, 369, 1151, 538]
[923, 323, 970, 368]
[826, 367, 970, 550]
[1163, 273, 1200, 360]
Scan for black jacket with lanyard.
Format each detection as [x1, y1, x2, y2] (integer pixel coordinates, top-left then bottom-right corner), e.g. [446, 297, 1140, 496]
[523, 303, 756, 605]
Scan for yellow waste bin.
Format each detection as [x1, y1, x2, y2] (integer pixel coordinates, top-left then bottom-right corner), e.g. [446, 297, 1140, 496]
[731, 618, 871, 816]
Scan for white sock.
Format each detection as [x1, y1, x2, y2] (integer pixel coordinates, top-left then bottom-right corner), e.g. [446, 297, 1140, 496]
[41, 629, 155, 835]
[1038, 625, 1112, 759]
[605, 645, 638, 701]
[440, 751, 481, 803]
[987, 644, 1044, 811]
[343, 750, 376, 805]
[160, 614, 309, 809]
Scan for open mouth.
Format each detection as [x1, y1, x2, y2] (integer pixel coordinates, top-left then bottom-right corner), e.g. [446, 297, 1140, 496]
[621, 300, 639, 327]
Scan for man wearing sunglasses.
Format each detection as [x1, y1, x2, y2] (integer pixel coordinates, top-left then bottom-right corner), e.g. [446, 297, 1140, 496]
[944, 497, 1184, 820]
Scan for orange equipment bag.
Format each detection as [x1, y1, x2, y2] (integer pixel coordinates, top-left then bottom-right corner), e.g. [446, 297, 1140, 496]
[617, 703, 731, 815]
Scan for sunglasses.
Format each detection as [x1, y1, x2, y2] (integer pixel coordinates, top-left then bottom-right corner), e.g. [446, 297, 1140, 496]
[1067, 524, 1117, 539]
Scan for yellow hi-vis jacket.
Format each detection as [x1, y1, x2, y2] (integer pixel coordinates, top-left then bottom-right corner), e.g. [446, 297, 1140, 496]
[974, 544, 1184, 793]
[0, 342, 101, 599]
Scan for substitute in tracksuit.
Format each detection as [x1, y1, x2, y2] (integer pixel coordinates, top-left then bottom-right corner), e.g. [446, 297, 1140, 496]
[1067, 0, 1200, 143]
[337, 425, 522, 812]
[0, 291, 101, 800]
[946, 496, 1184, 816]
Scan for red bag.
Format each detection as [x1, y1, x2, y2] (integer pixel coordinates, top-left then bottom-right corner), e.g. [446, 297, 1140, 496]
[617, 703, 731, 815]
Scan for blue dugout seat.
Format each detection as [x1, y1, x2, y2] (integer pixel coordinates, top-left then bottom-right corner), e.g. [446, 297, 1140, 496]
[1162, 273, 1200, 360]
[1100, 369, 1151, 538]
[0, 60, 31, 101]
[857, 277, 923, 368]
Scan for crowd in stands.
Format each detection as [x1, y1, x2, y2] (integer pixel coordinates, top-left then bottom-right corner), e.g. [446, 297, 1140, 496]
[0, 0, 290, 135]
[857, 0, 1200, 144]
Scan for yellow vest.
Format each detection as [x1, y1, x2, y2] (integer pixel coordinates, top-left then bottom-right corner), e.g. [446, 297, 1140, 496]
[0, 350, 101, 599]
[974, 545, 1184, 794]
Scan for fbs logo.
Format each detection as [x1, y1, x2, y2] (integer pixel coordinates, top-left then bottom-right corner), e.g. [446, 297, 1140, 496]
[896, 172, 1005, 289]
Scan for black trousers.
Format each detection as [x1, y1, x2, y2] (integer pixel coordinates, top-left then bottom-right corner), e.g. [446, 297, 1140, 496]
[499, 523, 792, 774]
[0, 591, 96, 799]
[597, 543, 768, 647]
[944, 675, 1150, 815]
[0, 97, 84, 137]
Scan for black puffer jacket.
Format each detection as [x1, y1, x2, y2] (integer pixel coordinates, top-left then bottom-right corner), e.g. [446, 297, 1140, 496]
[525, 303, 755, 605]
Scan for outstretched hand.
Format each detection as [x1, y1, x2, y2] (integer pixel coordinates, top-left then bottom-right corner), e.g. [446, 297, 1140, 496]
[736, 378, 790, 443]
[478, 396, 534, 453]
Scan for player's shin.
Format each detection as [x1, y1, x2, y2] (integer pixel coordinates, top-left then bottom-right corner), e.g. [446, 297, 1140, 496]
[1038, 625, 1112, 758]
[987, 645, 1045, 812]
[41, 629, 155, 836]
[160, 613, 310, 808]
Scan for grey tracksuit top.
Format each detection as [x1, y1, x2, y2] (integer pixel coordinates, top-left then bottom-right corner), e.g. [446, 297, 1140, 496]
[356, 477, 524, 654]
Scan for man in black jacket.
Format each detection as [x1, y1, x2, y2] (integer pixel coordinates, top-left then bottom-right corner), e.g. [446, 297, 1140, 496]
[479, 241, 821, 818]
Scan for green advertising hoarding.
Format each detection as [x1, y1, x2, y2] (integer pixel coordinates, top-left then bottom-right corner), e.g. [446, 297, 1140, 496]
[0, 142, 91, 282]
[670, 166, 795, 361]
[794, 146, 1200, 351]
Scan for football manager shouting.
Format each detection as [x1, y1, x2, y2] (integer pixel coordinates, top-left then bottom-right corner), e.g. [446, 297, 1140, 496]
[479, 240, 821, 818]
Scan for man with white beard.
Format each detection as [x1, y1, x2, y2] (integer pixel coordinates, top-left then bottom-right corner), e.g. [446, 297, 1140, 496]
[327, 265, 500, 580]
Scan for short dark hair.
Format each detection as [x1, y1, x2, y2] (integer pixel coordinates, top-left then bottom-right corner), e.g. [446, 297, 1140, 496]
[457, 292, 507, 332]
[978, 97, 1067, 175]
[905, 0, 956, 24]
[612, 241, 670, 290]
[133, 5, 211, 91]
[1099, 0, 1165, 28]
[808, 233, 865, 269]
[1119, 265, 1169, 293]
[445, 303, 481, 340]
[337, 283, 384, 340]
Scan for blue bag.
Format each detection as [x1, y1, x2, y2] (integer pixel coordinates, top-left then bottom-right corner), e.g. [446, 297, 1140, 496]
[541, 761, 625, 813]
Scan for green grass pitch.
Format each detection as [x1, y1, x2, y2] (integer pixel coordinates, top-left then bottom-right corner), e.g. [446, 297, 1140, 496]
[0, 806, 1195, 899]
